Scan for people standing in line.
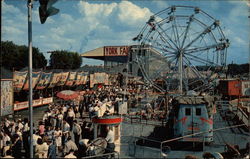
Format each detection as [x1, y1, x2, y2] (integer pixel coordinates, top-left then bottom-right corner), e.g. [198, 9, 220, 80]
[72, 120, 82, 148]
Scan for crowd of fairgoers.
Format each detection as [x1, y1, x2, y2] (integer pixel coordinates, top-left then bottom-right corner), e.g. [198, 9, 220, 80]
[0, 85, 126, 158]
[0, 83, 168, 159]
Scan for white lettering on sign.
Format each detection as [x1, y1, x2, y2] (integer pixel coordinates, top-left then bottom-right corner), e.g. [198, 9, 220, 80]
[104, 46, 129, 56]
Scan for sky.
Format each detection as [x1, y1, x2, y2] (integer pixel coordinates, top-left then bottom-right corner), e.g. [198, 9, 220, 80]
[2, 0, 250, 65]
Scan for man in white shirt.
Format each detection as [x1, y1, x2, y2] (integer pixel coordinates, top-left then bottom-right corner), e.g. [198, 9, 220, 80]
[105, 126, 115, 153]
[17, 119, 24, 131]
[33, 131, 42, 146]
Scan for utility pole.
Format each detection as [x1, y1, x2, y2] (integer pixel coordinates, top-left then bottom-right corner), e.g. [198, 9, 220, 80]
[27, 0, 33, 158]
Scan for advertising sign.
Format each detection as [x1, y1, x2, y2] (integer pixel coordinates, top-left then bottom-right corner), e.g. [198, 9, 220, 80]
[90, 72, 109, 88]
[48, 73, 62, 88]
[79, 72, 88, 85]
[14, 97, 53, 111]
[1, 80, 14, 116]
[23, 71, 41, 90]
[57, 72, 69, 86]
[104, 46, 130, 56]
[65, 72, 77, 86]
[74, 72, 83, 85]
[13, 71, 27, 92]
[36, 72, 52, 89]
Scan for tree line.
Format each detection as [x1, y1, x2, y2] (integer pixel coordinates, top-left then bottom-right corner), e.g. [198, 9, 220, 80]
[1, 41, 82, 71]
[1, 41, 249, 76]
[227, 63, 249, 77]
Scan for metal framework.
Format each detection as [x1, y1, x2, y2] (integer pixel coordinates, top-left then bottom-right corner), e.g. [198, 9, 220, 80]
[133, 6, 229, 93]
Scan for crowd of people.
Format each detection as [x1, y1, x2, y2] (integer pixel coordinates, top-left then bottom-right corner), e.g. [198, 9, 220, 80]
[0, 81, 169, 159]
[0, 85, 129, 158]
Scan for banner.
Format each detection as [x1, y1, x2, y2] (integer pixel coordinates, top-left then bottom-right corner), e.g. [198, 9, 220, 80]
[1, 80, 14, 116]
[65, 72, 77, 86]
[90, 72, 109, 88]
[13, 71, 27, 92]
[36, 72, 52, 89]
[57, 72, 69, 86]
[23, 71, 41, 90]
[48, 73, 62, 88]
[80, 72, 89, 85]
[108, 74, 118, 85]
[74, 72, 83, 86]
[14, 97, 53, 111]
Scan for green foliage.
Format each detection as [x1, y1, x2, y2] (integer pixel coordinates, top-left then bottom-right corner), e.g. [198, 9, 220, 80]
[227, 63, 249, 76]
[49, 50, 82, 69]
[1, 41, 47, 70]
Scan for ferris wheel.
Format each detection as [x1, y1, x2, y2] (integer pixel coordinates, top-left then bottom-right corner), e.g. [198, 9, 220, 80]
[132, 6, 229, 93]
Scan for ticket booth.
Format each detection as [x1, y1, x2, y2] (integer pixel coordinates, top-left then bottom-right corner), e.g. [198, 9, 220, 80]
[92, 115, 123, 153]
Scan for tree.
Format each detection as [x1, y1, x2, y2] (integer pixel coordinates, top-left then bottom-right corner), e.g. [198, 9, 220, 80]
[1, 41, 47, 70]
[49, 50, 82, 69]
[2, 41, 47, 70]
[0, 41, 20, 70]
[18, 45, 47, 69]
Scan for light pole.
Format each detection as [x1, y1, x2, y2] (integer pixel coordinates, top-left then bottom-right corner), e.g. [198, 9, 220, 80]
[27, 0, 33, 158]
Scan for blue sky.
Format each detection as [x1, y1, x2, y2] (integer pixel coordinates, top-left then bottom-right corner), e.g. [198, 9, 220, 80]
[2, 0, 250, 65]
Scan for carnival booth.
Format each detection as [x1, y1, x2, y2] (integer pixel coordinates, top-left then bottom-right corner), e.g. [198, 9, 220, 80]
[92, 115, 123, 153]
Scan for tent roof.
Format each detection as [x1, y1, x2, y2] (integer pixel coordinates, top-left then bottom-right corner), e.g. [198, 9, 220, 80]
[81, 47, 104, 60]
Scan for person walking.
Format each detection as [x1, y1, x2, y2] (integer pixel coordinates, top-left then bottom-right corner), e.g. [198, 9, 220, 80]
[72, 120, 81, 148]
[67, 108, 75, 131]
[62, 120, 70, 146]
[54, 127, 62, 153]
[47, 139, 57, 159]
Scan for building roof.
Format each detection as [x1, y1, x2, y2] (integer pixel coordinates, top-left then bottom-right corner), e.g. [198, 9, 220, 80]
[81, 47, 104, 60]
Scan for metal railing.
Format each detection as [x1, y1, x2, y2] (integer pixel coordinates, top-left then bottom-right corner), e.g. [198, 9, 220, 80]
[128, 122, 247, 158]
[81, 151, 119, 159]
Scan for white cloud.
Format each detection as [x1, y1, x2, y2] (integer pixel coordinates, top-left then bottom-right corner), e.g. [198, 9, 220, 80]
[117, 1, 152, 26]
[3, 26, 25, 35]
